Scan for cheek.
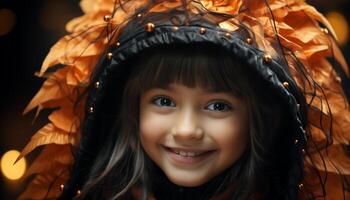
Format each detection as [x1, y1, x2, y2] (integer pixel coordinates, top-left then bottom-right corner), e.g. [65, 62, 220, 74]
[203, 115, 247, 142]
[139, 111, 160, 164]
[220, 119, 247, 148]
[139, 110, 173, 152]
[140, 112, 157, 146]
[203, 115, 248, 163]
[140, 111, 170, 137]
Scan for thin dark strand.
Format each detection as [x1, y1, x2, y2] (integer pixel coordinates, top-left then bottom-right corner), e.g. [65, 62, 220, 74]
[234, 17, 257, 43]
[107, 0, 129, 43]
[305, 92, 331, 149]
[107, 20, 111, 43]
[342, 174, 350, 196]
[307, 76, 320, 109]
[316, 82, 349, 199]
[305, 140, 327, 199]
[191, 0, 255, 39]
[307, 81, 335, 199]
[118, 0, 128, 13]
[340, 175, 347, 200]
[288, 57, 330, 200]
[306, 90, 317, 109]
[284, 48, 311, 85]
[111, 0, 119, 16]
[180, 0, 191, 24]
[68, 144, 76, 174]
[43, 168, 68, 199]
[62, 24, 107, 66]
[293, 0, 340, 165]
[108, 0, 157, 46]
[263, 0, 290, 69]
[314, 82, 333, 145]
[192, 0, 240, 18]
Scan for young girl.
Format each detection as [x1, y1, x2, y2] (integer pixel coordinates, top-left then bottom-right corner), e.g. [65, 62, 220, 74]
[18, 0, 350, 200]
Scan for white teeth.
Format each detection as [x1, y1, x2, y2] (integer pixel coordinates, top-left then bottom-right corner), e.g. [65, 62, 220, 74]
[174, 150, 201, 157]
[187, 152, 196, 157]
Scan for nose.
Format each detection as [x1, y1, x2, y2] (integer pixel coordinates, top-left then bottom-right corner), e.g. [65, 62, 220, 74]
[172, 108, 204, 141]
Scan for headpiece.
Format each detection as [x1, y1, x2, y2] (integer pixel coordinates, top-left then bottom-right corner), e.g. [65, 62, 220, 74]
[18, 0, 350, 199]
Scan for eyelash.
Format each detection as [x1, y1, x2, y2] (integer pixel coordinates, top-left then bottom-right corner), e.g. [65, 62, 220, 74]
[205, 102, 232, 112]
[151, 96, 233, 112]
[152, 96, 176, 107]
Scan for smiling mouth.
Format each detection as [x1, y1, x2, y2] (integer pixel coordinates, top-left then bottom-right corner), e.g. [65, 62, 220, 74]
[162, 146, 217, 164]
[166, 147, 215, 157]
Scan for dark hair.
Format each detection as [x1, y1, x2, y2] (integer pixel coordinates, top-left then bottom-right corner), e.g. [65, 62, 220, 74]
[73, 43, 297, 200]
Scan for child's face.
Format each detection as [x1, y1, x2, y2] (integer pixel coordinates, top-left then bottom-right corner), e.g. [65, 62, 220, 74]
[139, 83, 248, 187]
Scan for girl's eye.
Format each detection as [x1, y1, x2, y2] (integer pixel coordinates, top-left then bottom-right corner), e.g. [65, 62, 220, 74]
[205, 102, 232, 112]
[152, 97, 176, 107]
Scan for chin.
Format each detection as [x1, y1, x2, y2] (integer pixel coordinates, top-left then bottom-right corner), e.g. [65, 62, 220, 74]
[167, 175, 209, 187]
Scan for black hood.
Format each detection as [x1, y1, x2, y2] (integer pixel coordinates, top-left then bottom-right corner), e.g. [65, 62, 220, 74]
[60, 10, 307, 200]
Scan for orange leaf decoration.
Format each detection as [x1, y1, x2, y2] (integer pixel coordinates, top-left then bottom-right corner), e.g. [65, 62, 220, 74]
[24, 144, 73, 178]
[17, 123, 77, 163]
[48, 107, 80, 133]
[23, 75, 65, 115]
[18, 170, 69, 200]
[305, 145, 350, 175]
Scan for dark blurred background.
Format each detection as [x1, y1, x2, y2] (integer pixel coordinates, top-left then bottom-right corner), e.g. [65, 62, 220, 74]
[0, 0, 349, 199]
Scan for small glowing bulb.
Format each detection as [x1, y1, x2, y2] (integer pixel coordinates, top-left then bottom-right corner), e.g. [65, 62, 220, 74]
[1, 150, 26, 180]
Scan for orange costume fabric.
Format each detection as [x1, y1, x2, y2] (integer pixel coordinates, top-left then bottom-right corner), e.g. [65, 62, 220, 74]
[18, 0, 349, 199]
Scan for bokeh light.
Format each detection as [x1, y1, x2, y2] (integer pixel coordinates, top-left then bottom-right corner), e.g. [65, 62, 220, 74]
[326, 11, 349, 46]
[1, 150, 26, 180]
[0, 8, 16, 36]
[40, 0, 76, 34]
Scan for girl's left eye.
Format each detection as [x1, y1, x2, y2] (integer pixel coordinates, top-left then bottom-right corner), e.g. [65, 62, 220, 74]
[205, 102, 232, 112]
[152, 96, 176, 107]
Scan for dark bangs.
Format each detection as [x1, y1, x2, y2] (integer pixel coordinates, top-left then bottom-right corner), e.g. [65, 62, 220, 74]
[128, 43, 250, 96]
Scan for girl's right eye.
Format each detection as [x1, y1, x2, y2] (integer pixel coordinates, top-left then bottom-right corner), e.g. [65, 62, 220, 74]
[152, 96, 176, 107]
